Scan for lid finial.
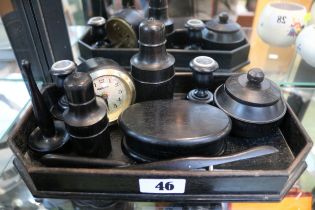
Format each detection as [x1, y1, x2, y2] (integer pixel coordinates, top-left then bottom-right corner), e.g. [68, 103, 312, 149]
[247, 68, 265, 84]
[219, 12, 229, 24]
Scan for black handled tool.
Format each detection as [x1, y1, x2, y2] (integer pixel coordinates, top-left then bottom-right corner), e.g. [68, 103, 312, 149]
[40, 146, 277, 170]
[125, 146, 278, 170]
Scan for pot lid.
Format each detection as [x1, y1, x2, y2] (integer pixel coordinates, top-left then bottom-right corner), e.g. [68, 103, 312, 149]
[206, 12, 240, 33]
[119, 100, 231, 147]
[225, 68, 281, 106]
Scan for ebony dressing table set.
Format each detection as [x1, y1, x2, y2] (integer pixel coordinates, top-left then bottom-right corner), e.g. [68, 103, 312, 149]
[8, 0, 312, 203]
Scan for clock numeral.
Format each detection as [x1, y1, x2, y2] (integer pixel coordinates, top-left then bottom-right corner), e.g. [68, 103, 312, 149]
[99, 79, 104, 83]
[118, 90, 123, 94]
[114, 104, 118, 108]
[115, 82, 119, 87]
[117, 97, 121, 102]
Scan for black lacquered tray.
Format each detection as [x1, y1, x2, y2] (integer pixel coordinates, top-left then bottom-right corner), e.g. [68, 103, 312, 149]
[8, 72, 312, 202]
[78, 29, 250, 72]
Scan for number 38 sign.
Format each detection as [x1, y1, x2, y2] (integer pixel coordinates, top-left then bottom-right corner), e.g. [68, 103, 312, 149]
[139, 179, 186, 194]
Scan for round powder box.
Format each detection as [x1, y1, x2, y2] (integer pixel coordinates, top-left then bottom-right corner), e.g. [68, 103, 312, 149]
[118, 100, 231, 162]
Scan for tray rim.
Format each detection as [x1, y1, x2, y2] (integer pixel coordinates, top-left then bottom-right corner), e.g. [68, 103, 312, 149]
[285, 104, 313, 174]
[78, 37, 250, 55]
[11, 157, 308, 202]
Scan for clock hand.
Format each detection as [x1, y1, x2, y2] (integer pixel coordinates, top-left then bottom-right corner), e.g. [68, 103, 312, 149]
[104, 97, 110, 111]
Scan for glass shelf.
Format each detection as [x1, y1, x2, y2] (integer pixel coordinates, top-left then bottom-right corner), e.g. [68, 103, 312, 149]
[0, 78, 30, 146]
[0, 0, 314, 209]
[240, 28, 315, 87]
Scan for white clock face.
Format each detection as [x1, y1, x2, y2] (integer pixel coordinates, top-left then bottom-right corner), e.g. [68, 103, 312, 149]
[91, 70, 135, 123]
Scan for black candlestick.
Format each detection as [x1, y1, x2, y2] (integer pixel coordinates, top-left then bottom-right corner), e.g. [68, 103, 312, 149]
[185, 19, 205, 50]
[87, 16, 107, 48]
[63, 72, 111, 157]
[187, 56, 219, 104]
[50, 60, 76, 120]
[21, 60, 69, 153]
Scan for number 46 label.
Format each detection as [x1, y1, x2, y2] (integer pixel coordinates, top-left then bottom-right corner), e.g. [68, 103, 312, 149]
[139, 179, 186, 193]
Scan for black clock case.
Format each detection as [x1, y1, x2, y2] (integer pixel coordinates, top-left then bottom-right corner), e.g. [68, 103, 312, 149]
[8, 72, 312, 202]
[78, 28, 250, 72]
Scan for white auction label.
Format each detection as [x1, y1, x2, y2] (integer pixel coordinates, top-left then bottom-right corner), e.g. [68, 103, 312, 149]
[139, 179, 186, 193]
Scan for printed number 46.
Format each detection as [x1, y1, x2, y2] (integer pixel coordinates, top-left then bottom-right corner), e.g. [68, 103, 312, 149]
[155, 181, 174, 191]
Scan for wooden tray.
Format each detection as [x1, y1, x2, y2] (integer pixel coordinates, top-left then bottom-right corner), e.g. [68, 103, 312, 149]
[8, 72, 312, 202]
[78, 29, 250, 72]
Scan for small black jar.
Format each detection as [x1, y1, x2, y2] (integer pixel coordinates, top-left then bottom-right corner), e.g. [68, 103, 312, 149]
[202, 12, 246, 50]
[214, 68, 287, 138]
[130, 19, 175, 102]
[119, 100, 231, 162]
[63, 72, 111, 157]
